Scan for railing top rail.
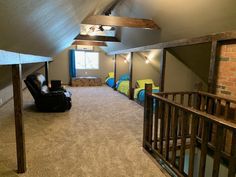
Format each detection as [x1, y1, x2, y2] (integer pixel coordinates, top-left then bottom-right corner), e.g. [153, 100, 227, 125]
[155, 91, 196, 95]
[197, 91, 236, 104]
[149, 93, 236, 130]
[155, 91, 236, 104]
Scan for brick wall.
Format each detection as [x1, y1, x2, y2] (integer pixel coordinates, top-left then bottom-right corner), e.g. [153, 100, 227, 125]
[215, 43, 236, 99]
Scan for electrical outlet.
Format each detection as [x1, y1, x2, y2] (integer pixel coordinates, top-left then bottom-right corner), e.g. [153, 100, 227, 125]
[0, 98, 2, 106]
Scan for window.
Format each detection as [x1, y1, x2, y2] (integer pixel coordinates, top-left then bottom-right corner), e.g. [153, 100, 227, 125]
[75, 51, 99, 69]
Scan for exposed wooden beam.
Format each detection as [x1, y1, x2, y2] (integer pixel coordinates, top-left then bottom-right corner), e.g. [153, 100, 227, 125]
[44, 61, 49, 86]
[113, 54, 117, 90]
[108, 31, 236, 55]
[208, 40, 219, 93]
[82, 15, 160, 30]
[72, 41, 107, 46]
[12, 64, 26, 173]
[74, 34, 120, 42]
[0, 50, 51, 65]
[129, 52, 134, 100]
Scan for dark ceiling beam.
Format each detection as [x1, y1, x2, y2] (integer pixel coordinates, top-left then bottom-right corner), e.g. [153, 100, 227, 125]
[108, 31, 236, 55]
[72, 41, 107, 46]
[82, 15, 160, 30]
[74, 34, 120, 42]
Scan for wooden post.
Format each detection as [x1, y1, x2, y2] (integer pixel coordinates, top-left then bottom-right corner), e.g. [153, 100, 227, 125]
[159, 49, 167, 92]
[208, 40, 218, 93]
[113, 54, 117, 90]
[129, 52, 133, 100]
[12, 64, 26, 173]
[143, 84, 153, 148]
[45, 61, 49, 86]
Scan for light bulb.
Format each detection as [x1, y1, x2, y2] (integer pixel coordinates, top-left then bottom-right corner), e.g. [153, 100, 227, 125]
[145, 60, 150, 64]
[102, 26, 112, 30]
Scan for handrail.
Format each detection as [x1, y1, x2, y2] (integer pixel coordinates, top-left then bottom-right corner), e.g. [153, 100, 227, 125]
[143, 84, 236, 177]
[149, 93, 236, 130]
[198, 91, 236, 104]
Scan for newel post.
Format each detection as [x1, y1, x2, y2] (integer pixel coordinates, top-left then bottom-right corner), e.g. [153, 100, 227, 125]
[143, 83, 153, 148]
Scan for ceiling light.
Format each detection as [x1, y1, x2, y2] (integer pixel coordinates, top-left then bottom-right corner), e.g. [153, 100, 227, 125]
[102, 26, 112, 31]
[145, 60, 150, 64]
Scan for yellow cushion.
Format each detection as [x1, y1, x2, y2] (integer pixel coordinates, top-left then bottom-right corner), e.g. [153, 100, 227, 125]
[137, 79, 154, 88]
[108, 72, 114, 78]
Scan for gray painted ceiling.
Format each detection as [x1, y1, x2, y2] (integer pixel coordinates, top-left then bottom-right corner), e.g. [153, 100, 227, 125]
[103, 0, 236, 53]
[0, 0, 236, 56]
[0, 0, 115, 57]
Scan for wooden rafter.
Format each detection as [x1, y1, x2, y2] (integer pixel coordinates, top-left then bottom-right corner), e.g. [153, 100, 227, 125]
[72, 40, 107, 46]
[82, 15, 159, 30]
[74, 34, 120, 42]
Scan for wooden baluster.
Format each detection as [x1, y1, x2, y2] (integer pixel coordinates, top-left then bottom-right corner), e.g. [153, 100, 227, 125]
[179, 111, 187, 173]
[181, 94, 184, 105]
[197, 95, 205, 137]
[224, 101, 230, 120]
[159, 101, 165, 154]
[188, 114, 198, 177]
[207, 97, 214, 144]
[223, 101, 230, 153]
[215, 99, 221, 115]
[207, 97, 213, 114]
[212, 125, 224, 177]
[228, 130, 236, 177]
[170, 94, 176, 136]
[171, 107, 178, 166]
[198, 119, 210, 177]
[154, 99, 159, 150]
[178, 94, 184, 136]
[172, 94, 176, 102]
[188, 94, 192, 107]
[148, 97, 154, 145]
[165, 104, 171, 160]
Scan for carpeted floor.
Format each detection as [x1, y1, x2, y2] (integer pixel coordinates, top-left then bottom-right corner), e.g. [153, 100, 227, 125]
[0, 86, 168, 177]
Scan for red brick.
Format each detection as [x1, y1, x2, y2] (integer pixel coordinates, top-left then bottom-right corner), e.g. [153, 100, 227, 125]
[226, 52, 236, 58]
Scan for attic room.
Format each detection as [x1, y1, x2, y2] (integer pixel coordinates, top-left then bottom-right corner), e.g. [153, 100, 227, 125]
[0, 0, 236, 177]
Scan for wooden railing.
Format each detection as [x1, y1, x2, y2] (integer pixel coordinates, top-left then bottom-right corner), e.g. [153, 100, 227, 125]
[143, 84, 236, 177]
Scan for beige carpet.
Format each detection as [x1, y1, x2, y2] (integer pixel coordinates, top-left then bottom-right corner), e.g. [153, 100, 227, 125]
[0, 86, 168, 177]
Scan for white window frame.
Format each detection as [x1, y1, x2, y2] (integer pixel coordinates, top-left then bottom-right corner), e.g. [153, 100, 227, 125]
[75, 50, 99, 70]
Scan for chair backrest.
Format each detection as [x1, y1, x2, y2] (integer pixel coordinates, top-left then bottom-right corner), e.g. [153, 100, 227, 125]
[24, 73, 47, 100]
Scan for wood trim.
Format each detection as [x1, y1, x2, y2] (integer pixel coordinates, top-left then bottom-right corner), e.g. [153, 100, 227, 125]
[129, 52, 133, 100]
[44, 61, 49, 86]
[82, 15, 160, 29]
[108, 31, 236, 55]
[72, 41, 107, 46]
[113, 54, 117, 90]
[159, 49, 166, 92]
[12, 64, 26, 173]
[74, 34, 120, 42]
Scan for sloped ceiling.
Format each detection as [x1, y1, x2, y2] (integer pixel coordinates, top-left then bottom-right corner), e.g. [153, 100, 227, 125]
[103, 0, 236, 53]
[0, 0, 115, 57]
[0, 0, 236, 57]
